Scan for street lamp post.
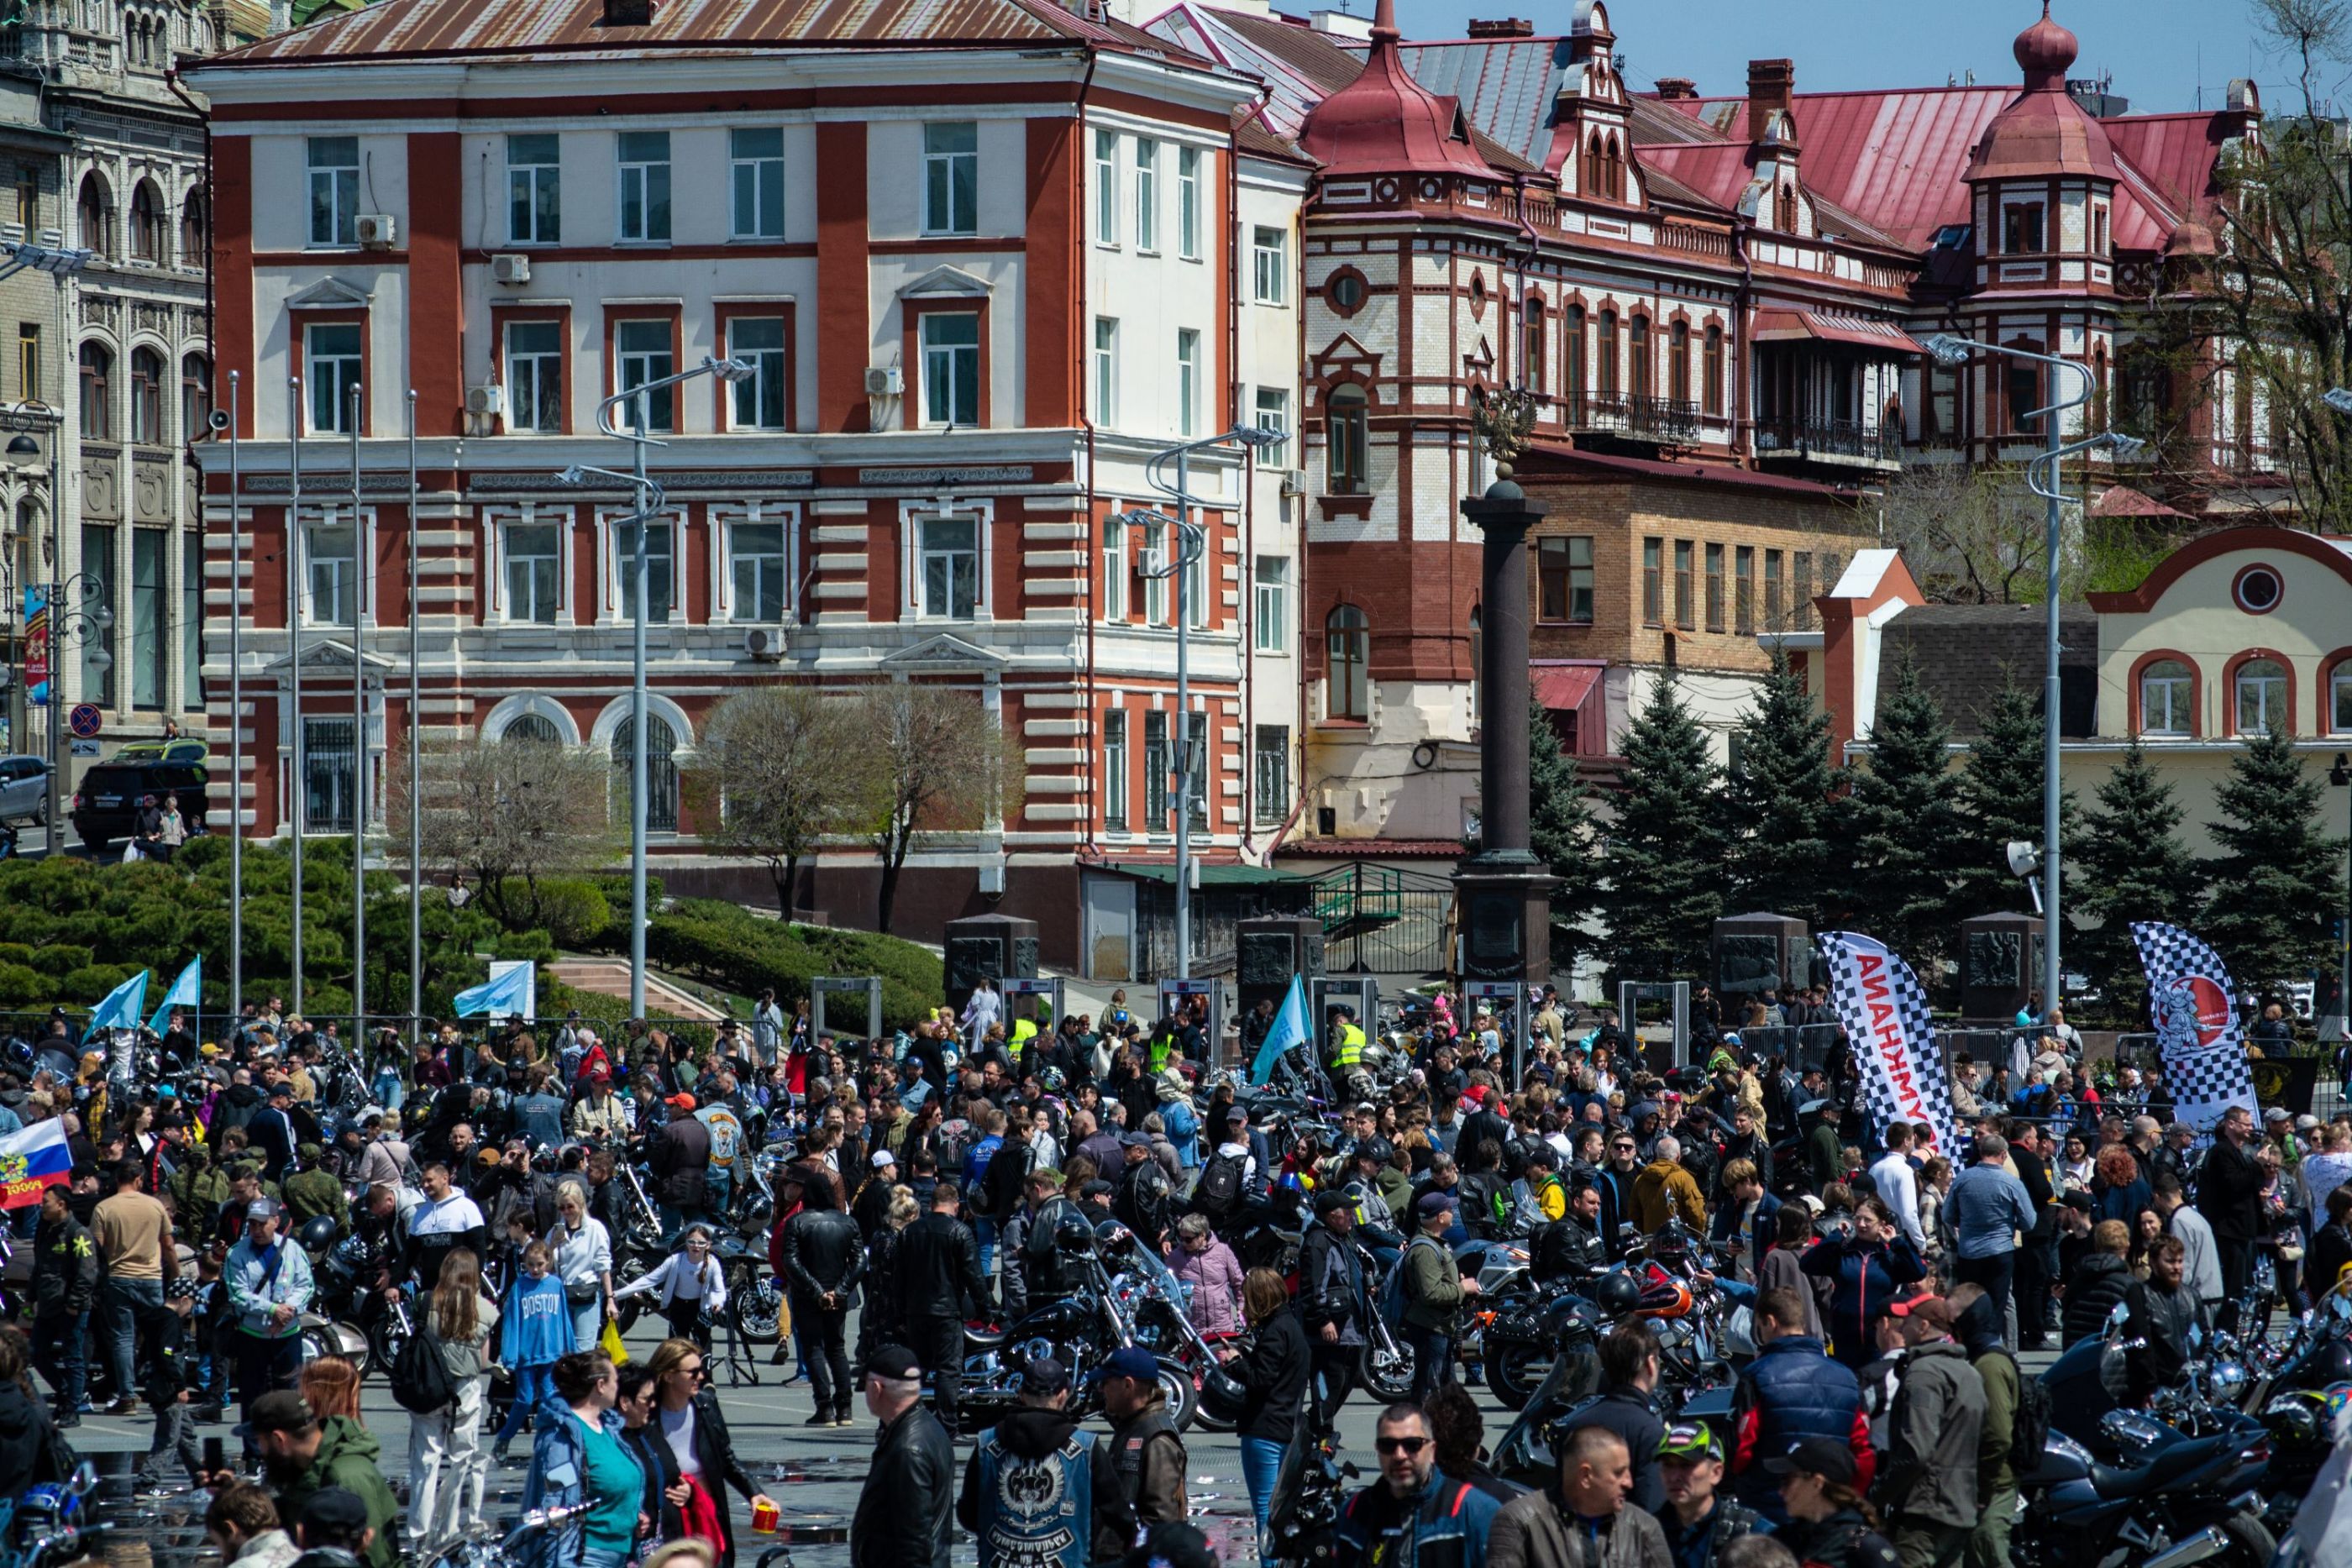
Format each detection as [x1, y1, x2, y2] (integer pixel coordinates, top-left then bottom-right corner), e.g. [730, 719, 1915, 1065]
[1922, 333, 2142, 1019]
[561, 352, 749, 1019]
[2332, 753, 2351, 1043]
[1113, 424, 1278, 981]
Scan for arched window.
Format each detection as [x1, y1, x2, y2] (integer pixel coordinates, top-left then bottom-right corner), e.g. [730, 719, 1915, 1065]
[1562, 304, 1586, 408]
[1583, 133, 1602, 196]
[1326, 383, 1368, 495]
[1702, 324, 1725, 416]
[1774, 181, 1797, 232]
[1667, 321, 1690, 406]
[611, 713, 680, 831]
[2139, 658, 2194, 737]
[1326, 605, 1368, 721]
[1628, 315, 1651, 401]
[77, 341, 111, 440]
[503, 711, 561, 746]
[1605, 135, 1624, 200]
[2234, 658, 2288, 735]
[129, 346, 162, 443]
[181, 352, 211, 440]
[76, 172, 110, 258]
[180, 191, 206, 265]
[2331, 660, 2352, 735]
[1521, 296, 1543, 390]
[129, 181, 161, 264]
[1596, 309, 1619, 396]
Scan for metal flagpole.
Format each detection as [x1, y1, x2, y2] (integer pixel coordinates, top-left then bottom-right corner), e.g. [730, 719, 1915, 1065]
[228, 372, 243, 1026]
[627, 387, 649, 1021]
[288, 375, 304, 1014]
[407, 391, 419, 1039]
[348, 382, 365, 1036]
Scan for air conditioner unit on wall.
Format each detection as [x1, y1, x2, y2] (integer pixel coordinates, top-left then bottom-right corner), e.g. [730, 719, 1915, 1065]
[355, 213, 396, 249]
[465, 385, 505, 417]
[743, 626, 788, 662]
[864, 365, 903, 397]
[490, 253, 531, 285]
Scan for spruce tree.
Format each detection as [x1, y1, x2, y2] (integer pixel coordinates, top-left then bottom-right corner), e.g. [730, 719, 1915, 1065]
[1595, 674, 1725, 982]
[2074, 737, 2205, 1020]
[1845, 654, 1963, 973]
[1726, 645, 1841, 928]
[2203, 723, 2345, 986]
[1952, 678, 2077, 921]
[1525, 693, 1603, 971]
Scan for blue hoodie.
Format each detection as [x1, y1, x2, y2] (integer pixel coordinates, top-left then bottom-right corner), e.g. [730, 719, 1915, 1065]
[501, 1271, 572, 1369]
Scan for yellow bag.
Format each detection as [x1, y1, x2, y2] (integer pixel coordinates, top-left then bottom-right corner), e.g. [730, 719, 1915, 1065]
[601, 1316, 629, 1366]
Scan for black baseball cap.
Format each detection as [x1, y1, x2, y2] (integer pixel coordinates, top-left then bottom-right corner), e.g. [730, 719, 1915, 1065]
[868, 1345, 923, 1382]
[1763, 1436, 1858, 1487]
[1022, 1355, 1074, 1397]
[298, 1487, 370, 1538]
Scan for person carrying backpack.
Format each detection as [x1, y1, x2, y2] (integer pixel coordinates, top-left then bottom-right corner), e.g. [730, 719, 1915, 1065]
[1190, 1139, 1247, 1228]
[1950, 1282, 2043, 1568]
[1398, 1191, 1478, 1401]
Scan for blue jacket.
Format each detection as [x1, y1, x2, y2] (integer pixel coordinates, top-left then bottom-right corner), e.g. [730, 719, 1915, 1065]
[500, 1272, 572, 1369]
[1730, 1335, 1869, 1508]
[1945, 1162, 2035, 1261]
[1799, 1234, 1925, 1368]
[523, 1405, 644, 1568]
[1335, 1470, 1501, 1568]
[1711, 1189, 1782, 1277]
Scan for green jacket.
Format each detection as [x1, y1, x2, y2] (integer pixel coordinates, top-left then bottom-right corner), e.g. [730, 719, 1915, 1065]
[1401, 1233, 1463, 1332]
[276, 1416, 401, 1568]
[1374, 1166, 1414, 1221]
[166, 1162, 230, 1226]
[1972, 1345, 2019, 1497]
[282, 1170, 349, 1238]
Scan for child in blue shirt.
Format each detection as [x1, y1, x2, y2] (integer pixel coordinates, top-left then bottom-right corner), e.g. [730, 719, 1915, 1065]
[491, 1240, 573, 1465]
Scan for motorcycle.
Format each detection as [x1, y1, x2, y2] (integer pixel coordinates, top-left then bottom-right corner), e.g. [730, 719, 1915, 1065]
[1105, 1225, 1236, 1431]
[1480, 1281, 1606, 1410]
[415, 1502, 591, 1568]
[2243, 1281, 2352, 1506]
[1264, 1405, 1353, 1568]
[0, 1461, 103, 1568]
[1348, 1240, 1420, 1402]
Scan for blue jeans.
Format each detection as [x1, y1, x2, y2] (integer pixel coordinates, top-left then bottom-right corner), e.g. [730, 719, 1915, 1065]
[32, 1308, 84, 1413]
[492, 1365, 556, 1450]
[1239, 1435, 1285, 1561]
[1404, 1324, 1454, 1402]
[570, 1301, 603, 1354]
[974, 1216, 998, 1279]
[102, 1277, 165, 1402]
[706, 1168, 734, 1219]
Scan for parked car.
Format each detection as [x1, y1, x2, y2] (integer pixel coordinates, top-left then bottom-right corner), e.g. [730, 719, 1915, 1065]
[0, 755, 50, 825]
[70, 750, 206, 855]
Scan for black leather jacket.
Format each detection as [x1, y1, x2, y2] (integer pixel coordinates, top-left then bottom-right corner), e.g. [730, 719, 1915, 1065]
[855, 1404, 955, 1568]
[1529, 1213, 1605, 1284]
[781, 1206, 867, 1302]
[895, 1210, 992, 1322]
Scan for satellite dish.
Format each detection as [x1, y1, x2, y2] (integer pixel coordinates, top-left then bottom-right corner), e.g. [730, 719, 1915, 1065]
[2005, 840, 2042, 878]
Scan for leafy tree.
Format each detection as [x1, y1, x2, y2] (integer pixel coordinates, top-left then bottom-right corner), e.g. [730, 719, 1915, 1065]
[387, 731, 618, 931]
[683, 688, 868, 918]
[2074, 737, 2206, 1020]
[1952, 678, 2077, 921]
[1726, 646, 1842, 926]
[1844, 654, 1963, 974]
[853, 684, 1024, 932]
[1594, 675, 1724, 981]
[2203, 722, 2346, 985]
[1525, 692, 1602, 969]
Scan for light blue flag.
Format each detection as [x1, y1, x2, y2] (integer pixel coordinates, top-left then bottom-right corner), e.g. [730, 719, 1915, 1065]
[145, 957, 201, 1036]
[453, 962, 533, 1019]
[84, 969, 150, 1039]
[1249, 973, 1310, 1086]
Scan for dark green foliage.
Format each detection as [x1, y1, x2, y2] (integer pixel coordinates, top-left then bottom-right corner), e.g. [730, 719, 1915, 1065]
[1845, 655, 1963, 974]
[1952, 679, 2076, 920]
[1727, 647, 1842, 928]
[2075, 738, 2206, 1021]
[1526, 694, 1602, 969]
[642, 899, 942, 1030]
[2203, 724, 2345, 986]
[1595, 676, 1725, 981]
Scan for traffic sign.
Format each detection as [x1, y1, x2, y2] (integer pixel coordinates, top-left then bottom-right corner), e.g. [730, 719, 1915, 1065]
[66, 704, 101, 739]
[67, 739, 98, 758]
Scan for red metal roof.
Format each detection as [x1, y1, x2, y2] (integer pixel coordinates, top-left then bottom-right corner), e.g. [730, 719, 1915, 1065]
[2103, 113, 2225, 215]
[1519, 441, 1868, 498]
[1634, 141, 1749, 210]
[1751, 308, 1921, 353]
[1531, 663, 1600, 711]
[1297, 0, 1496, 180]
[1963, 11, 2120, 186]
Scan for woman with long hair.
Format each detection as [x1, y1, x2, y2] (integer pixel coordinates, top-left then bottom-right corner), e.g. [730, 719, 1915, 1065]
[856, 1188, 921, 1371]
[298, 1354, 364, 1427]
[2130, 1207, 2165, 1281]
[640, 1337, 777, 1568]
[407, 1247, 499, 1550]
[1220, 1266, 1310, 1560]
[546, 1181, 617, 1352]
[522, 1350, 643, 1568]
[2092, 1146, 2151, 1225]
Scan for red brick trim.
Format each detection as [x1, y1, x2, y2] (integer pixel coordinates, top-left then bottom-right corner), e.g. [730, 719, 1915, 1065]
[2086, 525, 2352, 613]
[2222, 647, 2297, 737]
[2124, 647, 2200, 738]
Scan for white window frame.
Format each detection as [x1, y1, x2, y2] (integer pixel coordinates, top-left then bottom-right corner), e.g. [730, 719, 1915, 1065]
[715, 501, 797, 624]
[613, 319, 675, 433]
[1252, 554, 1289, 653]
[1177, 146, 1201, 260]
[503, 319, 564, 433]
[1094, 128, 1118, 246]
[1176, 328, 1200, 438]
[603, 507, 680, 626]
[905, 506, 988, 621]
[1103, 710, 1129, 833]
[297, 504, 370, 627]
[1101, 516, 1126, 621]
[1142, 518, 1167, 627]
[725, 315, 789, 431]
[729, 127, 785, 241]
[1133, 136, 1158, 253]
[922, 122, 979, 238]
[2235, 663, 2287, 735]
[1093, 316, 1118, 428]
[1252, 226, 1286, 304]
[303, 322, 363, 436]
[507, 133, 560, 245]
[1253, 723, 1289, 826]
[918, 311, 981, 428]
[1253, 385, 1289, 467]
[2139, 663, 2193, 737]
[617, 130, 671, 244]
[307, 136, 358, 248]
[496, 507, 565, 626]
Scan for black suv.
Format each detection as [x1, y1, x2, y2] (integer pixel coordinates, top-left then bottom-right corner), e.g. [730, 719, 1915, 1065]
[70, 741, 207, 855]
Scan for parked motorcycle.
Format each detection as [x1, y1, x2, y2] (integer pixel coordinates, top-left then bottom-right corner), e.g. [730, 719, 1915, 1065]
[1264, 1405, 1353, 1568]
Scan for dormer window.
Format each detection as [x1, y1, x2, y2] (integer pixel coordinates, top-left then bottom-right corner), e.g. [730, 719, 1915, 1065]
[1773, 182, 1796, 232]
[2002, 200, 2045, 254]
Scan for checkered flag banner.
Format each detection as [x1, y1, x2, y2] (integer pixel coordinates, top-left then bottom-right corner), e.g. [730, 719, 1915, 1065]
[1816, 931, 1959, 1156]
[2130, 920, 2260, 1131]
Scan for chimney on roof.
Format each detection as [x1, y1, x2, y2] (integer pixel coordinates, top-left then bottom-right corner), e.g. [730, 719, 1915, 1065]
[1310, 8, 1372, 39]
[1746, 58, 1793, 145]
[601, 0, 655, 25]
[1653, 76, 1698, 100]
[1467, 17, 1533, 36]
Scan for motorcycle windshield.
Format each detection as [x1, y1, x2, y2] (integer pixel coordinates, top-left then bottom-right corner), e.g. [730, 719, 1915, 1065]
[1265, 1403, 1319, 1533]
[1492, 1353, 1605, 1488]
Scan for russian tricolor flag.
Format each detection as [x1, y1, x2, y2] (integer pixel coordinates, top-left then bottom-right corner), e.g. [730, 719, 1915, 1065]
[0, 1120, 71, 1209]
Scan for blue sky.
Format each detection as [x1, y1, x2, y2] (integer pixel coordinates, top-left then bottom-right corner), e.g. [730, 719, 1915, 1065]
[1382, 0, 2300, 117]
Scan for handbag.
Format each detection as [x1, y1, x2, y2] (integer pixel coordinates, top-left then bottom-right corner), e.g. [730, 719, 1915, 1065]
[599, 1314, 629, 1366]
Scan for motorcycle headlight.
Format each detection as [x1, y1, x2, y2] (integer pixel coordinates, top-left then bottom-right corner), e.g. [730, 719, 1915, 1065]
[2209, 1361, 2247, 1392]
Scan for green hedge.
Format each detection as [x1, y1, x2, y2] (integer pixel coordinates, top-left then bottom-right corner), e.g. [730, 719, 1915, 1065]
[642, 899, 939, 1032]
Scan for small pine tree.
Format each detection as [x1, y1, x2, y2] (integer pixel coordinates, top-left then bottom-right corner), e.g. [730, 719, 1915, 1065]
[2203, 723, 2346, 986]
[1951, 678, 2077, 921]
[2074, 737, 2205, 1021]
[1727, 645, 1842, 928]
[1845, 654, 1963, 974]
[1595, 675, 1726, 982]
[1525, 693, 1603, 972]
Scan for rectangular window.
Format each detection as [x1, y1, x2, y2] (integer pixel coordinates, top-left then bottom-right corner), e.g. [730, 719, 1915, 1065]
[1094, 128, 1118, 245]
[919, 312, 979, 427]
[504, 320, 564, 433]
[1673, 539, 1694, 630]
[923, 123, 979, 236]
[729, 128, 785, 240]
[1093, 317, 1118, 427]
[2003, 201, 2045, 254]
[1144, 711, 1168, 829]
[1253, 386, 1289, 467]
[731, 520, 788, 622]
[304, 323, 362, 434]
[1134, 137, 1158, 251]
[1735, 544, 1755, 636]
[1177, 146, 1201, 260]
[304, 714, 356, 834]
[615, 319, 675, 433]
[1252, 555, 1289, 653]
[505, 521, 560, 624]
[727, 316, 788, 430]
[1142, 520, 1167, 627]
[305, 511, 354, 627]
[1184, 527, 1208, 631]
[1253, 724, 1289, 826]
[1103, 711, 1128, 832]
[81, 524, 113, 707]
[131, 526, 165, 710]
[1252, 226, 1285, 304]
[1793, 551, 1814, 629]
[307, 136, 358, 247]
[1763, 548, 1783, 630]
[1642, 537, 1663, 626]
[615, 515, 675, 622]
[1705, 543, 1725, 632]
[15, 323, 34, 402]
[507, 134, 560, 244]
[14, 170, 33, 230]
[1536, 536, 1594, 624]
[1176, 328, 1200, 438]
[1927, 362, 1959, 443]
[617, 130, 671, 243]
[917, 513, 979, 620]
[1101, 517, 1126, 621]
[182, 529, 202, 711]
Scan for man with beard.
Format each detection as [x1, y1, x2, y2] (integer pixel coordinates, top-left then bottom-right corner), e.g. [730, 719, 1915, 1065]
[203, 1391, 399, 1568]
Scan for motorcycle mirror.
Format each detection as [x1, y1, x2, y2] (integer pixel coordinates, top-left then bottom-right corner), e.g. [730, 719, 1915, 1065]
[1341, 1461, 1360, 1478]
[2108, 1301, 2131, 1330]
[67, 1460, 96, 1498]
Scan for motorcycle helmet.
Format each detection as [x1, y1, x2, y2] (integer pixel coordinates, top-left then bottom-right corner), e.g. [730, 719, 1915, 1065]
[1052, 1209, 1100, 1256]
[1356, 1137, 1393, 1168]
[1197, 1366, 1247, 1425]
[1592, 1271, 1642, 1319]
[297, 1214, 339, 1253]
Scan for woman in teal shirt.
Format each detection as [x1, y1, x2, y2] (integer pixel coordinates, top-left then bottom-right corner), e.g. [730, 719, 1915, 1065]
[522, 1349, 647, 1568]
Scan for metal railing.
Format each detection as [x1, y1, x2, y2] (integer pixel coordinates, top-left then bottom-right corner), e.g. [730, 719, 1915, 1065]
[1558, 390, 1699, 443]
[1751, 416, 1903, 464]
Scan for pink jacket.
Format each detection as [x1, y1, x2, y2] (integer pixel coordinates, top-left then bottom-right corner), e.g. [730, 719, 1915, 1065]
[1169, 1238, 1245, 1337]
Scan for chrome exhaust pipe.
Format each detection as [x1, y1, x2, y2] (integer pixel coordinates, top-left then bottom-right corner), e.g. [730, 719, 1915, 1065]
[2141, 1527, 2227, 1568]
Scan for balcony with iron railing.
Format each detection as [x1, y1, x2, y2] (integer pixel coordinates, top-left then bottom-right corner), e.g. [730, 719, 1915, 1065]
[1751, 415, 1903, 469]
[1558, 390, 1700, 444]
